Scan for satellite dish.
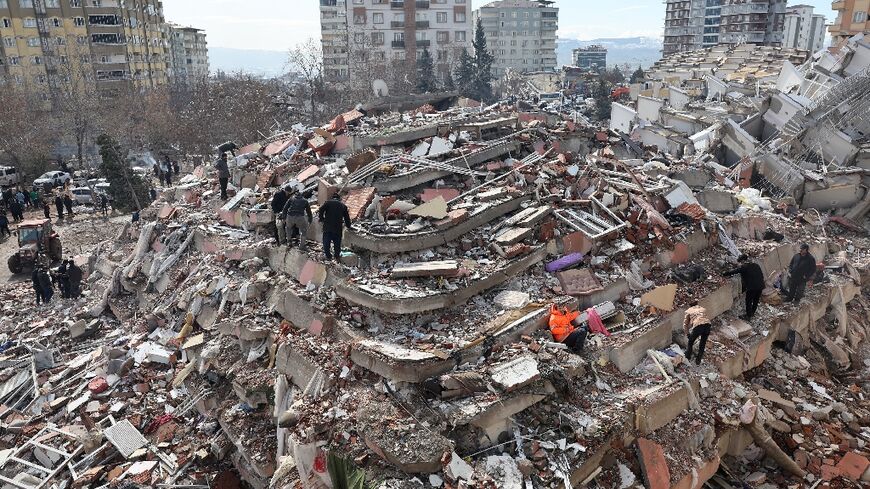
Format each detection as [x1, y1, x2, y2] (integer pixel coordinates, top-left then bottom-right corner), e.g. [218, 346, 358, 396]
[372, 79, 389, 98]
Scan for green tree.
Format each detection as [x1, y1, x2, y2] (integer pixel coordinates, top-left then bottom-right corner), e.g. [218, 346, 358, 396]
[443, 71, 456, 91]
[630, 65, 646, 84]
[471, 17, 496, 103]
[454, 48, 474, 96]
[416, 47, 437, 93]
[594, 78, 612, 122]
[97, 134, 152, 212]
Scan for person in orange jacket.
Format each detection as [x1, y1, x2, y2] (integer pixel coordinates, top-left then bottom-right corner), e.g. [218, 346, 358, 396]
[549, 304, 588, 353]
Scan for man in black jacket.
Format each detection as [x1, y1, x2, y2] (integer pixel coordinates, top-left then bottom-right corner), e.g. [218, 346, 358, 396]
[724, 254, 766, 320]
[281, 191, 313, 251]
[785, 244, 816, 303]
[318, 193, 351, 263]
[271, 187, 289, 245]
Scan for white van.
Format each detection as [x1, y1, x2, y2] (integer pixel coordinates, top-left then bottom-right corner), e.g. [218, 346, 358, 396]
[0, 166, 19, 187]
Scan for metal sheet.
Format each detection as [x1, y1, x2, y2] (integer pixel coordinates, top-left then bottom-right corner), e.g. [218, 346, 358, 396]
[103, 420, 148, 458]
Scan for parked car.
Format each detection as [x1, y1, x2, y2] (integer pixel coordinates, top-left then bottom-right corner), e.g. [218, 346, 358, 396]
[33, 171, 71, 189]
[0, 166, 20, 187]
[70, 187, 95, 205]
[95, 182, 111, 196]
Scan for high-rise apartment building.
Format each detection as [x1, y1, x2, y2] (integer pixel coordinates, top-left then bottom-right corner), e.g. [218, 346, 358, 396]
[663, 0, 724, 56]
[783, 4, 826, 53]
[0, 0, 170, 98]
[829, 0, 870, 46]
[718, 0, 786, 46]
[572, 44, 606, 71]
[168, 23, 208, 85]
[473, 0, 557, 77]
[319, 0, 471, 88]
[663, 0, 785, 56]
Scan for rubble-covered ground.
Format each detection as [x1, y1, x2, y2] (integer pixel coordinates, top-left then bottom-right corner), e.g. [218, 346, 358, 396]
[3, 35, 870, 489]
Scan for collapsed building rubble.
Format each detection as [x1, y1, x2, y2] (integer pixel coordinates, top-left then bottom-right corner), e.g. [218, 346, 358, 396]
[3, 36, 870, 489]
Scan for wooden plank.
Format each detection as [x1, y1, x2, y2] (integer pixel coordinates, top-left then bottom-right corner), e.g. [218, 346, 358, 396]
[495, 227, 532, 246]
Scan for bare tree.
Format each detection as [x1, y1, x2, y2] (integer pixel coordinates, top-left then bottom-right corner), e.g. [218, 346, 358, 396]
[288, 38, 327, 125]
[0, 85, 53, 181]
[52, 38, 103, 174]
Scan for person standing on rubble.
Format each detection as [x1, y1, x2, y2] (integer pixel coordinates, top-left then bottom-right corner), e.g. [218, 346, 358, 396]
[0, 212, 10, 238]
[33, 264, 53, 305]
[784, 244, 816, 304]
[54, 260, 70, 299]
[683, 301, 711, 365]
[215, 153, 230, 200]
[271, 186, 289, 245]
[63, 192, 74, 218]
[99, 193, 109, 217]
[318, 193, 351, 263]
[723, 254, 765, 320]
[42, 199, 51, 219]
[282, 190, 313, 251]
[67, 259, 83, 298]
[54, 193, 64, 220]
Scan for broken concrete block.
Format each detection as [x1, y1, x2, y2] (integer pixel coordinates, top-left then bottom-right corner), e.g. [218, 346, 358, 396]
[493, 290, 530, 309]
[837, 452, 870, 482]
[408, 196, 448, 220]
[490, 356, 540, 392]
[495, 227, 532, 246]
[557, 268, 603, 296]
[344, 186, 376, 221]
[420, 188, 460, 203]
[478, 187, 506, 202]
[391, 260, 459, 279]
[434, 209, 469, 231]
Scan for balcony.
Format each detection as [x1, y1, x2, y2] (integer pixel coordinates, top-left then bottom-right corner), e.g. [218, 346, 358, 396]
[320, 0, 338, 6]
[391, 40, 405, 48]
[415, 20, 429, 28]
[391, 1, 404, 8]
[831, 1, 845, 9]
[415, 0, 429, 9]
[391, 21, 405, 28]
[415, 39, 430, 47]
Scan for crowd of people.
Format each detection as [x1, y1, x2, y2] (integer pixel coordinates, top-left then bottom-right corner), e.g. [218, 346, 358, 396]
[31, 259, 83, 306]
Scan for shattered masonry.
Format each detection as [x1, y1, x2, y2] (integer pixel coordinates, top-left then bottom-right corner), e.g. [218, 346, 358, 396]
[3, 35, 870, 489]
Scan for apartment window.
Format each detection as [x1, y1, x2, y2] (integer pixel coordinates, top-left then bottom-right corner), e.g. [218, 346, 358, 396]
[455, 0, 465, 3]
[27, 37, 40, 47]
[854, 11, 867, 23]
[354, 32, 365, 43]
[23, 18, 37, 28]
[91, 33, 123, 44]
[80, 54, 89, 63]
[437, 12, 447, 23]
[55, 36, 64, 44]
[2, 37, 13, 47]
[373, 12, 383, 23]
[73, 17, 85, 26]
[51, 18, 62, 27]
[76, 35, 86, 44]
[30, 55, 42, 65]
[1, 18, 10, 28]
[0, 1, 6, 7]
[20, 0, 34, 7]
[70, 0, 81, 6]
[511, 11, 517, 18]
[455, 11, 465, 22]
[354, 12, 365, 24]
[371, 31, 384, 44]
[7, 56, 19, 65]
[455, 30, 466, 42]
[393, 32, 404, 41]
[437, 31, 448, 42]
[35, 74, 46, 83]
[45, 0, 60, 7]
[90, 0, 102, 6]
[59, 55, 67, 63]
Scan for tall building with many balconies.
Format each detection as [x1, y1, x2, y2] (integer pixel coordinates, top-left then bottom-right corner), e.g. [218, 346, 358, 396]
[168, 23, 208, 85]
[783, 4, 826, 53]
[829, 0, 870, 46]
[718, 0, 786, 46]
[663, 0, 724, 57]
[0, 0, 170, 98]
[473, 0, 557, 77]
[319, 0, 472, 89]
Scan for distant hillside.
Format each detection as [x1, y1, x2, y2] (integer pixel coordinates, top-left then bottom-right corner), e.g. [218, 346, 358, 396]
[209, 47, 288, 77]
[557, 37, 663, 69]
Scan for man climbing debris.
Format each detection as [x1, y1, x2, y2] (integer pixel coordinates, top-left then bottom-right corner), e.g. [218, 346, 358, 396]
[723, 254, 765, 320]
[683, 301, 711, 365]
[318, 193, 351, 263]
[281, 189, 313, 251]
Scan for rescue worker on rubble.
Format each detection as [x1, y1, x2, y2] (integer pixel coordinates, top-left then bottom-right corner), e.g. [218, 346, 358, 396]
[54, 193, 64, 220]
[548, 304, 588, 353]
[683, 301, 711, 365]
[63, 192, 74, 218]
[784, 244, 816, 304]
[281, 189, 313, 251]
[0, 212, 10, 238]
[271, 186, 290, 245]
[318, 193, 351, 263]
[33, 264, 53, 305]
[67, 259, 83, 299]
[723, 254, 765, 320]
[215, 152, 230, 200]
[54, 260, 71, 299]
[42, 199, 51, 219]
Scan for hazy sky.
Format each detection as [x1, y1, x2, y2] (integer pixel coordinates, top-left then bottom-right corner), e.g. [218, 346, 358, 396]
[162, 0, 838, 52]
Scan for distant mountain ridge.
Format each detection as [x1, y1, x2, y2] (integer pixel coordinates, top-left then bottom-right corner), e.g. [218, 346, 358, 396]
[557, 37, 664, 69]
[209, 47, 288, 77]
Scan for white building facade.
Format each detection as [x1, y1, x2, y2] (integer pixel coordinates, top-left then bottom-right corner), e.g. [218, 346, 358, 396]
[473, 0, 558, 78]
[168, 24, 209, 84]
[783, 4, 826, 53]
